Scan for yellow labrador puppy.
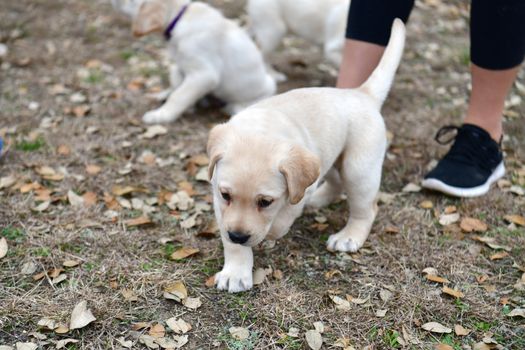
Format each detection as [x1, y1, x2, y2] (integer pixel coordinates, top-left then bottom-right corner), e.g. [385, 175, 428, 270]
[247, 0, 350, 81]
[132, 0, 276, 123]
[207, 20, 405, 293]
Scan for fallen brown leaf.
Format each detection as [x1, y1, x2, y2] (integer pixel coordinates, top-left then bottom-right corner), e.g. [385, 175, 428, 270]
[82, 192, 98, 207]
[384, 225, 400, 234]
[189, 154, 209, 166]
[177, 181, 196, 196]
[170, 247, 199, 260]
[182, 296, 202, 309]
[0, 175, 17, 189]
[444, 205, 457, 214]
[148, 323, 165, 338]
[111, 185, 142, 196]
[205, 275, 215, 288]
[442, 286, 464, 298]
[490, 251, 509, 260]
[73, 104, 90, 117]
[419, 200, 433, 209]
[48, 268, 63, 278]
[460, 217, 488, 233]
[197, 220, 219, 238]
[121, 289, 138, 302]
[421, 322, 452, 334]
[54, 325, 69, 334]
[124, 216, 152, 227]
[57, 144, 71, 156]
[166, 317, 192, 334]
[439, 213, 460, 226]
[454, 324, 470, 336]
[63, 260, 81, 268]
[85, 164, 101, 175]
[305, 330, 323, 350]
[163, 281, 187, 302]
[504, 214, 525, 226]
[273, 269, 284, 280]
[426, 274, 449, 284]
[229, 326, 249, 341]
[476, 275, 489, 283]
[131, 322, 150, 331]
[141, 125, 167, 139]
[69, 300, 96, 330]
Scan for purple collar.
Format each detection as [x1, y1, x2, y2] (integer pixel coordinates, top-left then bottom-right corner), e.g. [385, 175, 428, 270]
[163, 4, 189, 40]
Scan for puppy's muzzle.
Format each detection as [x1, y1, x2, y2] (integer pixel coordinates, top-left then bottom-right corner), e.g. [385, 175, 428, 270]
[228, 231, 250, 245]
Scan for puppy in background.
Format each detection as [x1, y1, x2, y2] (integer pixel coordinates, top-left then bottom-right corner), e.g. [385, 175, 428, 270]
[247, 0, 350, 81]
[207, 19, 405, 293]
[131, 0, 276, 123]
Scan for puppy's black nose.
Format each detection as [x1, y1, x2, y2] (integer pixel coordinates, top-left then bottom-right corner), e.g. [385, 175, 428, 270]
[228, 231, 250, 244]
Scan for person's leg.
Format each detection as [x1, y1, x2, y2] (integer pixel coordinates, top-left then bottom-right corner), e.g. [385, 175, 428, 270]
[336, 0, 414, 88]
[464, 0, 525, 142]
[422, 0, 525, 197]
[464, 64, 520, 141]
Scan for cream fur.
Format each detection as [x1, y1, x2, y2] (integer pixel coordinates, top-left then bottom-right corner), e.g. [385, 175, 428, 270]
[208, 19, 406, 293]
[131, 0, 276, 123]
[247, 0, 350, 81]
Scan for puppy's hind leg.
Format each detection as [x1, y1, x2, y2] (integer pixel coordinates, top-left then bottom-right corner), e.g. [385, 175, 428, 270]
[327, 143, 384, 252]
[247, 0, 287, 82]
[142, 69, 218, 124]
[323, 4, 346, 66]
[307, 168, 342, 209]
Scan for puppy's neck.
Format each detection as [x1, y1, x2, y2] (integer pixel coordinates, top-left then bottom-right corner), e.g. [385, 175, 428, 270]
[164, 0, 191, 26]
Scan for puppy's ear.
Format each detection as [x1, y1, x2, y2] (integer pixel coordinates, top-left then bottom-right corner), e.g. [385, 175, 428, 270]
[132, 1, 165, 37]
[207, 124, 229, 181]
[279, 145, 320, 205]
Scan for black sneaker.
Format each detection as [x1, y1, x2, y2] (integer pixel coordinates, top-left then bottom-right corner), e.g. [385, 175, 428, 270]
[421, 124, 505, 197]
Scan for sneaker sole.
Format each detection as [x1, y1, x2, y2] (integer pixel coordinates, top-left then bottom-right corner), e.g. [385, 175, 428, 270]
[421, 162, 505, 198]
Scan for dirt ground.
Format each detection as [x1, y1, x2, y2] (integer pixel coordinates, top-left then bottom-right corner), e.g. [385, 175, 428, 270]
[1, 0, 524, 349]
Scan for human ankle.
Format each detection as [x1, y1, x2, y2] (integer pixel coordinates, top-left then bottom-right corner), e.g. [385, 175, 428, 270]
[463, 118, 502, 142]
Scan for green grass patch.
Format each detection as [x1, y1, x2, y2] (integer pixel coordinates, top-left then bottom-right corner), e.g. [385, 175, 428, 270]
[16, 137, 45, 152]
[84, 70, 104, 84]
[459, 48, 470, 66]
[1, 227, 25, 242]
[454, 299, 470, 313]
[200, 258, 220, 276]
[120, 50, 134, 61]
[383, 329, 401, 348]
[32, 247, 51, 257]
[163, 243, 177, 259]
[59, 242, 84, 254]
[439, 334, 462, 350]
[276, 335, 302, 350]
[473, 320, 496, 332]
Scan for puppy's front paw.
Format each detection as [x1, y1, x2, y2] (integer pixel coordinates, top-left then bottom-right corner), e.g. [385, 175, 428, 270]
[326, 231, 365, 253]
[271, 70, 287, 83]
[142, 108, 176, 124]
[215, 267, 253, 293]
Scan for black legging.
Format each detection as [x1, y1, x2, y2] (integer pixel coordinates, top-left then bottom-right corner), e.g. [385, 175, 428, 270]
[345, 0, 525, 70]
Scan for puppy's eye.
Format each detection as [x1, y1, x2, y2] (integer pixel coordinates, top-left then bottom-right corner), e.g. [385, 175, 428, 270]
[257, 198, 273, 208]
[221, 192, 231, 202]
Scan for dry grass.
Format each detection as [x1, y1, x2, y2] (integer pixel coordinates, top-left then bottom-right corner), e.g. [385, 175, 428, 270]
[1, 0, 524, 349]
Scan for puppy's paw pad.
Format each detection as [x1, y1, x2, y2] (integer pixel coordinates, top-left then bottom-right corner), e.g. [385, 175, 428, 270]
[326, 233, 363, 253]
[142, 109, 174, 124]
[215, 269, 253, 293]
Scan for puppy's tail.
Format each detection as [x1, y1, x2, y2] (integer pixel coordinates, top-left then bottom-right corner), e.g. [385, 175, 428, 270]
[358, 18, 406, 107]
